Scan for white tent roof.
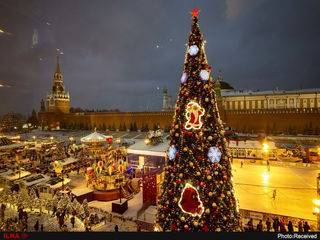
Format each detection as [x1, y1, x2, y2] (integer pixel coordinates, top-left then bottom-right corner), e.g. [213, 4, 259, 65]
[80, 131, 109, 143]
[127, 139, 169, 157]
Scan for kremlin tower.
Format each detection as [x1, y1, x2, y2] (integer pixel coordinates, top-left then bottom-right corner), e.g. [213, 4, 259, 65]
[45, 55, 70, 113]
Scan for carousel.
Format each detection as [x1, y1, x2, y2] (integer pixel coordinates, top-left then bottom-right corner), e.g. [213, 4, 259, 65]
[81, 131, 139, 201]
[81, 131, 113, 157]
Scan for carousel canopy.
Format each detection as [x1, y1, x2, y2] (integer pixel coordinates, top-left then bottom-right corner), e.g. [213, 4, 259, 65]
[81, 131, 111, 143]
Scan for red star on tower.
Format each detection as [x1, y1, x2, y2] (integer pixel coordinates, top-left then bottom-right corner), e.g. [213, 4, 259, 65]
[191, 8, 200, 17]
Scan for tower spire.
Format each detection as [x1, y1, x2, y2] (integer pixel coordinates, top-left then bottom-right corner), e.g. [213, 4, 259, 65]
[55, 52, 61, 74]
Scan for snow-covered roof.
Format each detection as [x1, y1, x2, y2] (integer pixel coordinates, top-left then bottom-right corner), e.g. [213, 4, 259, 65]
[127, 139, 169, 157]
[19, 174, 50, 187]
[4, 170, 31, 181]
[59, 157, 79, 166]
[81, 131, 110, 143]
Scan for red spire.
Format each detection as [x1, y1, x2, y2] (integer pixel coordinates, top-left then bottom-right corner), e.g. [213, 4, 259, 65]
[191, 8, 200, 18]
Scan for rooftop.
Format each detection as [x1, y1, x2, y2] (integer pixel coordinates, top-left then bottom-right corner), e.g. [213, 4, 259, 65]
[222, 88, 320, 97]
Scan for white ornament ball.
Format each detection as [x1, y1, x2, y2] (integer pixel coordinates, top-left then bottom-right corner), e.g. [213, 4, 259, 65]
[181, 72, 187, 84]
[188, 45, 199, 56]
[208, 146, 222, 163]
[200, 70, 210, 81]
[168, 145, 177, 161]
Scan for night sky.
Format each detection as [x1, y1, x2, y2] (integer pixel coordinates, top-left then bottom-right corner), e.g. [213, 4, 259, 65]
[0, 0, 319, 115]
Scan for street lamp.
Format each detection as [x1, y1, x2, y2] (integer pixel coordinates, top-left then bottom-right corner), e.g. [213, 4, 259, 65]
[262, 140, 270, 171]
[262, 142, 269, 153]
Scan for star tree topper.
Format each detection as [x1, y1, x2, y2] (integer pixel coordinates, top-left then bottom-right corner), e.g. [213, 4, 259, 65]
[191, 8, 200, 18]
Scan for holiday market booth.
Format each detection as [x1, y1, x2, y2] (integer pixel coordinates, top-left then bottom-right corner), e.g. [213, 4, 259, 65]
[126, 130, 168, 177]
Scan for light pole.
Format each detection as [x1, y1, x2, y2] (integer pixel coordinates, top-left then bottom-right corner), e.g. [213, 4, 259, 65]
[262, 140, 270, 171]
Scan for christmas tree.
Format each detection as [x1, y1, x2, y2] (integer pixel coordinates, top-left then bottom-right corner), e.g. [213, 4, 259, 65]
[156, 9, 241, 232]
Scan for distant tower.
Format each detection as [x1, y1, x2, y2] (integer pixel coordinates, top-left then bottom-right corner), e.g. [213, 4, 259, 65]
[162, 87, 171, 111]
[46, 54, 70, 113]
[214, 70, 222, 99]
[40, 99, 45, 112]
[214, 70, 223, 115]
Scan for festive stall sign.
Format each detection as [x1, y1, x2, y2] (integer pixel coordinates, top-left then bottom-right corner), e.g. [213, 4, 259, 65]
[185, 101, 205, 130]
[208, 146, 222, 163]
[178, 183, 204, 217]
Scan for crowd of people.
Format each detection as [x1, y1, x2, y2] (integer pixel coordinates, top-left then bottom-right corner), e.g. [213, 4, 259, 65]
[245, 217, 311, 232]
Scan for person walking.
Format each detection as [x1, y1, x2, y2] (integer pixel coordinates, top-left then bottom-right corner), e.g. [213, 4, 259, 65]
[279, 219, 286, 232]
[70, 215, 75, 228]
[34, 220, 39, 232]
[298, 220, 303, 232]
[273, 218, 280, 232]
[40, 224, 44, 232]
[246, 218, 254, 231]
[287, 221, 294, 233]
[256, 220, 263, 231]
[303, 221, 310, 232]
[272, 189, 277, 200]
[114, 224, 119, 232]
[240, 160, 243, 168]
[266, 218, 271, 232]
